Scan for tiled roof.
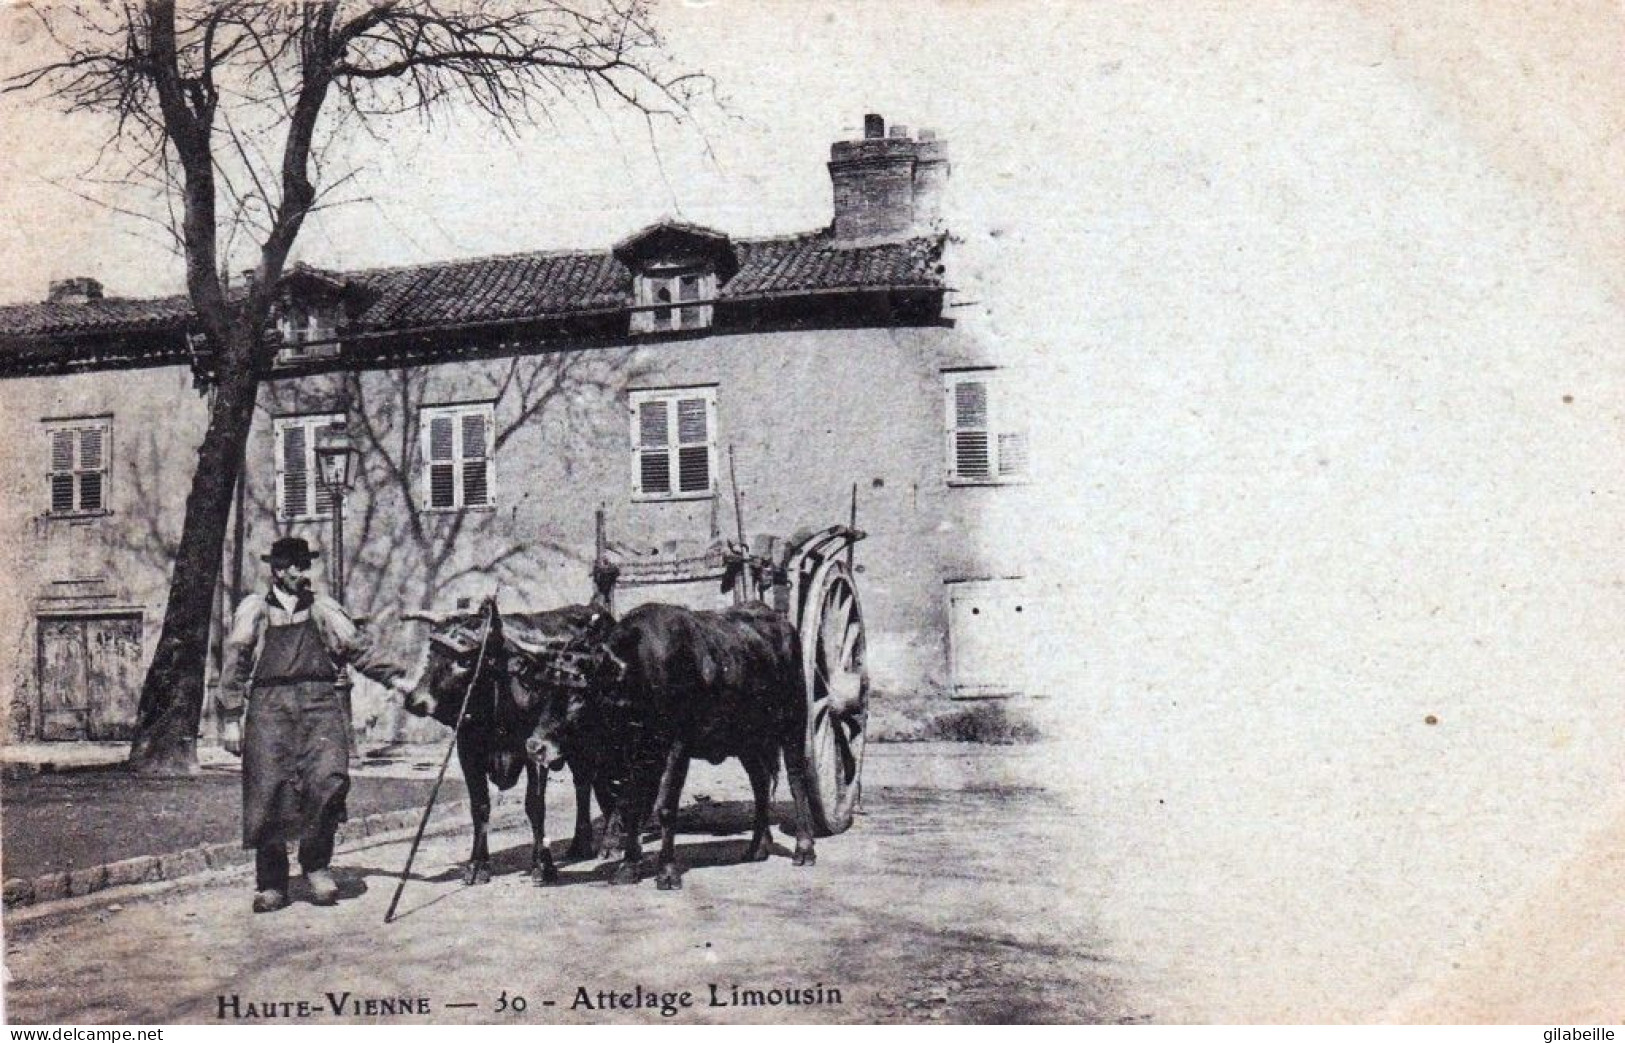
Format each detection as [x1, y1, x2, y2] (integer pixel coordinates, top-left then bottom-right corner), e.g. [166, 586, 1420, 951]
[350, 250, 630, 330]
[0, 294, 194, 339]
[0, 229, 946, 344]
[724, 233, 944, 297]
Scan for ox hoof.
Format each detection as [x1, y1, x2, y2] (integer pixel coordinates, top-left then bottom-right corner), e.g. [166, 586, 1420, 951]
[462, 863, 493, 886]
[743, 844, 771, 863]
[567, 838, 595, 860]
[609, 862, 642, 886]
[531, 863, 560, 885]
[656, 868, 682, 891]
[791, 847, 816, 867]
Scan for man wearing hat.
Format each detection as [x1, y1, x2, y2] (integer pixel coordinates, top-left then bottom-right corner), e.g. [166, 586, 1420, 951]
[219, 536, 409, 913]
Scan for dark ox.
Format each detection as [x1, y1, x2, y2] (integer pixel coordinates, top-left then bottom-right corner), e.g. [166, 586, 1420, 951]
[525, 600, 818, 890]
[402, 601, 615, 884]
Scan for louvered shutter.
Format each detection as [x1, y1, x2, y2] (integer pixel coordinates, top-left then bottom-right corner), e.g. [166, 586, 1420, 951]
[279, 422, 309, 519]
[78, 427, 104, 511]
[955, 380, 988, 428]
[955, 431, 992, 480]
[950, 379, 992, 481]
[49, 429, 75, 514]
[998, 432, 1030, 478]
[49, 430, 73, 473]
[675, 396, 710, 493]
[426, 413, 456, 509]
[636, 399, 671, 495]
[311, 421, 342, 517]
[461, 410, 490, 507]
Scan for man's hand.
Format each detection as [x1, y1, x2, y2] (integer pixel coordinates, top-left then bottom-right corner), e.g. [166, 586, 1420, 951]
[222, 719, 242, 757]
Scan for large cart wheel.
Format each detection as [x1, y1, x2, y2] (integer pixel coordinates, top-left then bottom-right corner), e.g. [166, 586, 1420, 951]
[800, 557, 869, 836]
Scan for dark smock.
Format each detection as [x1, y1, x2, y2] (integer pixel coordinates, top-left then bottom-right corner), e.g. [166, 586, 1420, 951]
[242, 615, 349, 847]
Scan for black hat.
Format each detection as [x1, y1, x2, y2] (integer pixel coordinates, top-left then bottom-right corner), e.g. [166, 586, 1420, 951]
[261, 536, 320, 568]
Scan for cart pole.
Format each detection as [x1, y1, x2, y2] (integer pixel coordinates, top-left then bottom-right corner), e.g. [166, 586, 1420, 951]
[848, 482, 858, 568]
[729, 445, 749, 602]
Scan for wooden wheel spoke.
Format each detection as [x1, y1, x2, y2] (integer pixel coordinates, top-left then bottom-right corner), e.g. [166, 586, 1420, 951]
[830, 585, 854, 644]
[831, 717, 858, 780]
[838, 619, 861, 673]
[818, 588, 845, 668]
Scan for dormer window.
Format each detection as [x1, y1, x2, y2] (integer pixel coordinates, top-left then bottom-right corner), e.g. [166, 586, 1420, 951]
[613, 221, 737, 337]
[633, 268, 714, 334]
[276, 303, 340, 361]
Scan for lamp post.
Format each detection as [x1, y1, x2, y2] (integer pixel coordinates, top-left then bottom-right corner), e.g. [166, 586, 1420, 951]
[313, 423, 357, 604]
[314, 422, 359, 757]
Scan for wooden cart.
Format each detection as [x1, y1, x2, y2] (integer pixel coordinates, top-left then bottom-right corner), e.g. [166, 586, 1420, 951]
[593, 518, 870, 835]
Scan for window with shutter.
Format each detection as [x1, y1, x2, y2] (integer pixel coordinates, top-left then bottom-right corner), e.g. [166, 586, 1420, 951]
[629, 387, 717, 501]
[273, 414, 342, 521]
[945, 371, 1029, 486]
[420, 402, 496, 512]
[44, 418, 112, 517]
[632, 270, 715, 334]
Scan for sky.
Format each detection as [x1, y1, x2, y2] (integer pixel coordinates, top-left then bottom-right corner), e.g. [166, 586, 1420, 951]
[4, 0, 1625, 1021]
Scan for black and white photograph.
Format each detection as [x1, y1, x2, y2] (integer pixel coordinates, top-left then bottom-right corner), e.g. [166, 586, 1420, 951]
[0, 0, 1622, 1026]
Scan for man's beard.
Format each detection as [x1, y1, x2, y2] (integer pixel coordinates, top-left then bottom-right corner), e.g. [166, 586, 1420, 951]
[275, 574, 314, 603]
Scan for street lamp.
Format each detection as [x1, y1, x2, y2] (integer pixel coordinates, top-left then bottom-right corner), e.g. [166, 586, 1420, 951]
[314, 422, 356, 604]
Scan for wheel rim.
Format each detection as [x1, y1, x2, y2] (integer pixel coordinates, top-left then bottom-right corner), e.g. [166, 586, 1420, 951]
[803, 561, 867, 834]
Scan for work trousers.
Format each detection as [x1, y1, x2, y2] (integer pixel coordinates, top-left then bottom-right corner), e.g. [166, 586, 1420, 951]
[255, 832, 336, 892]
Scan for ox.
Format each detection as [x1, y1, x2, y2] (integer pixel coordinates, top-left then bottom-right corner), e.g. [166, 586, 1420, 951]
[401, 600, 616, 884]
[525, 600, 818, 890]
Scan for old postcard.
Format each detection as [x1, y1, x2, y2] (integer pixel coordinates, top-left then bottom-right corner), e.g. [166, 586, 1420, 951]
[1, 0, 1623, 1027]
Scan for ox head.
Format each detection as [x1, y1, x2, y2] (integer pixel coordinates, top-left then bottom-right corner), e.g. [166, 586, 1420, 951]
[514, 605, 615, 771]
[399, 600, 502, 727]
[521, 690, 576, 771]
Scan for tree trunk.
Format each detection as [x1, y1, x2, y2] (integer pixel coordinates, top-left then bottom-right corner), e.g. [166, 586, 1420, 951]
[127, 330, 261, 775]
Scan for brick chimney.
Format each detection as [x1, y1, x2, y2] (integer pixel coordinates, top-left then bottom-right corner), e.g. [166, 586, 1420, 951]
[46, 277, 104, 305]
[828, 114, 949, 242]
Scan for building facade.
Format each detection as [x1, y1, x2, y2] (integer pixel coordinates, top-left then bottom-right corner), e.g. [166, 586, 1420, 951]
[0, 116, 1034, 746]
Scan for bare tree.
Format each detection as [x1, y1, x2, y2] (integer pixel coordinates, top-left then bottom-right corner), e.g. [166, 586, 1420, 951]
[6, 0, 706, 773]
[255, 349, 644, 613]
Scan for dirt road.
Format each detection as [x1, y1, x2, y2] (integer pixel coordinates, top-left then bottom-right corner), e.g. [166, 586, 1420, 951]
[2, 744, 1135, 1025]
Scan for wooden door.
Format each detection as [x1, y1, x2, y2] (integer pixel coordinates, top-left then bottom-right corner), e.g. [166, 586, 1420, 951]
[37, 617, 90, 740]
[36, 615, 144, 741]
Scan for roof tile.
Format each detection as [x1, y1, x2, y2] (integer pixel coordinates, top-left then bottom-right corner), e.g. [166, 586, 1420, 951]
[0, 229, 945, 344]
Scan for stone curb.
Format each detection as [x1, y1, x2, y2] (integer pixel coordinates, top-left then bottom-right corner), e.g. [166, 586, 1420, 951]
[1, 798, 512, 912]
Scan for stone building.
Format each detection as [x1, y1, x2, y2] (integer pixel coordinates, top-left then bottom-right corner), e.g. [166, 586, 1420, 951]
[0, 116, 1033, 746]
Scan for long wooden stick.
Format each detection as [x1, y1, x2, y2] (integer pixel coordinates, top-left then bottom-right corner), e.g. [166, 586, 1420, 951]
[383, 602, 496, 924]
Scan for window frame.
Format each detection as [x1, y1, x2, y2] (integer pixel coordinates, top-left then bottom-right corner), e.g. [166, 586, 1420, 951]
[628, 385, 718, 502]
[944, 368, 1030, 487]
[43, 416, 113, 518]
[631, 268, 716, 334]
[272, 412, 345, 522]
[418, 401, 497, 513]
[275, 302, 341, 363]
